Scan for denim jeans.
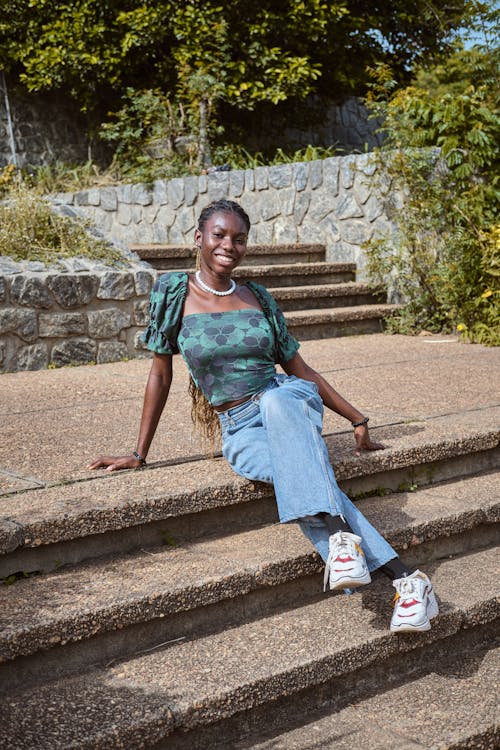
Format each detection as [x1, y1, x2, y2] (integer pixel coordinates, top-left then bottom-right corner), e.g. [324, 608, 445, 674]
[218, 374, 396, 571]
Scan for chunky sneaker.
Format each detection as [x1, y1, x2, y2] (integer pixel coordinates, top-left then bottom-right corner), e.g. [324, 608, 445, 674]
[323, 531, 371, 591]
[390, 570, 439, 633]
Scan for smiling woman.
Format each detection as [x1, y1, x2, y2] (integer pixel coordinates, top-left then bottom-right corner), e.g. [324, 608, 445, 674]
[88, 198, 439, 634]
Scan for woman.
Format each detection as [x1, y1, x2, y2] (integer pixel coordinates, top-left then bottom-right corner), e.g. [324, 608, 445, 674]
[89, 199, 438, 633]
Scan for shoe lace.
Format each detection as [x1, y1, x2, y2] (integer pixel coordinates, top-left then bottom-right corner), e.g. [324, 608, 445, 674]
[323, 533, 356, 591]
[394, 577, 420, 605]
[331, 532, 355, 558]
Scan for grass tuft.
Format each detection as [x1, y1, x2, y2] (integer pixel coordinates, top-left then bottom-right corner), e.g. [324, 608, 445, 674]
[0, 182, 125, 267]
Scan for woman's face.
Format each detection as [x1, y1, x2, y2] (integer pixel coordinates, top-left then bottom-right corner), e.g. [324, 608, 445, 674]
[195, 210, 248, 275]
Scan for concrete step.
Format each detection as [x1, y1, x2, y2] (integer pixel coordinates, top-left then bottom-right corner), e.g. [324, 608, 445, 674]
[1, 547, 497, 749]
[284, 303, 400, 339]
[130, 243, 327, 269]
[242, 637, 499, 750]
[130, 243, 195, 269]
[1, 472, 498, 692]
[1, 407, 499, 576]
[161, 262, 357, 287]
[269, 282, 385, 311]
[233, 262, 357, 287]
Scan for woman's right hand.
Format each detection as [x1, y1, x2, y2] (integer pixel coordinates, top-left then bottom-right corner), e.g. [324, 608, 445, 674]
[86, 454, 143, 472]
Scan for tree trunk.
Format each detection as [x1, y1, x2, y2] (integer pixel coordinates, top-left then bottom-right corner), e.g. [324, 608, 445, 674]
[1, 73, 18, 167]
[197, 97, 212, 169]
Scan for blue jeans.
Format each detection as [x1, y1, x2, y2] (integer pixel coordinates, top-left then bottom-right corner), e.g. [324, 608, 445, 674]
[218, 374, 396, 571]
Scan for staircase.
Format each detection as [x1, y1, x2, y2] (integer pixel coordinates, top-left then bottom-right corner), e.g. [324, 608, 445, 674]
[1, 397, 499, 747]
[129, 242, 399, 339]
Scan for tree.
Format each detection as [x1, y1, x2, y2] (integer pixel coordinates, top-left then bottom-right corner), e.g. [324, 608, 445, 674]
[365, 3, 499, 344]
[1, 0, 470, 159]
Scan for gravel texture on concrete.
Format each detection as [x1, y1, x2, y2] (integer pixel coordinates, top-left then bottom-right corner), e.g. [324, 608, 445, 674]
[1, 472, 498, 662]
[246, 644, 499, 750]
[269, 282, 376, 299]
[0, 459, 269, 553]
[1, 334, 498, 488]
[285, 303, 400, 324]
[0, 547, 497, 750]
[1, 407, 498, 556]
[232, 262, 356, 278]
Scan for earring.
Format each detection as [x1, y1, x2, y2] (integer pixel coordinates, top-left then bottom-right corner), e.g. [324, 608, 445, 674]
[194, 244, 201, 271]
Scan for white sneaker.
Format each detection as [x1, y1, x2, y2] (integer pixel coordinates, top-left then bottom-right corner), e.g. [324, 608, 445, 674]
[323, 531, 371, 591]
[390, 570, 439, 633]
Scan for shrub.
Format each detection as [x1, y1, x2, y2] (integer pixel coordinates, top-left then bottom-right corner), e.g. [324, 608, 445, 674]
[365, 42, 499, 346]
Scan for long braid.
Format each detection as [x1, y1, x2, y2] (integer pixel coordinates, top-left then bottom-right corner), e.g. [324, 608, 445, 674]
[188, 200, 251, 444]
[188, 375, 221, 443]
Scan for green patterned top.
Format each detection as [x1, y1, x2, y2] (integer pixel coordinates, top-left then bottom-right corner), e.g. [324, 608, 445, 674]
[142, 272, 299, 359]
[141, 271, 300, 404]
[177, 309, 278, 406]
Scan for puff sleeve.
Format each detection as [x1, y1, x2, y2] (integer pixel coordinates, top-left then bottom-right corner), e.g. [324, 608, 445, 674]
[141, 272, 189, 355]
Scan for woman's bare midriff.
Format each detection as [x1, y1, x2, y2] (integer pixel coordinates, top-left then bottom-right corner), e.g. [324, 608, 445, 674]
[213, 396, 252, 413]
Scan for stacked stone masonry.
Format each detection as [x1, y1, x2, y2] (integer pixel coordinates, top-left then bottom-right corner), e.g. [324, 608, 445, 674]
[0, 79, 91, 169]
[52, 153, 397, 271]
[0, 266, 155, 372]
[0, 88, 378, 168]
[1, 153, 399, 372]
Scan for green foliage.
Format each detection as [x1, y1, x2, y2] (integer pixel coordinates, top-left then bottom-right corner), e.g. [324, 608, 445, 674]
[98, 81, 344, 177]
[1, 141, 341, 195]
[2, 570, 39, 586]
[100, 88, 198, 180]
[0, 177, 124, 265]
[214, 143, 341, 170]
[27, 161, 118, 194]
[365, 17, 500, 346]
[1, 0, 469, 164]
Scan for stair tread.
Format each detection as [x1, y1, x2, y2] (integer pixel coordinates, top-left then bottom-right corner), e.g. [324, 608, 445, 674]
[1, 473, 498, 661]
[247, 643, 499, 750]
[1, 547, 498, 749]
[234, 262, 356, 275]
[284, 303, 400, 322]
[2, 408, 499, 554]
[269, 281, 379, 297]
[156, 261, 356, 275]
[130, 242, 326, 255]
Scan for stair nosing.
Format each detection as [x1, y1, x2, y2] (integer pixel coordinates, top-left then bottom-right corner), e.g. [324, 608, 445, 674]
[1, 413, 499, 554]
[1, 475, 498, 663]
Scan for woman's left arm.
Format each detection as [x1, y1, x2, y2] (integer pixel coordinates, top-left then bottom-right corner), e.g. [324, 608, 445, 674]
[282, 353, 384, 453]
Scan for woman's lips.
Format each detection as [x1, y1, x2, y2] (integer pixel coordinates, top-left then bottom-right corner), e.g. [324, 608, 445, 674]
[214, 253, 236, 266]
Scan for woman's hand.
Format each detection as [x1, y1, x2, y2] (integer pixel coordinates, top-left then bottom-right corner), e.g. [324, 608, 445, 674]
[353, 425, 384, 456]
[86, 455, 143, 472]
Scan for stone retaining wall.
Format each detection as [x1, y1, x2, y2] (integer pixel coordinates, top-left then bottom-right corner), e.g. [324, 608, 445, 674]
[53, 153, 398, 275]
[0, 86, 377, 168]
[1, 153, 400, 373]
[0, 265, 155, 372]
[0, 78, 92, 169]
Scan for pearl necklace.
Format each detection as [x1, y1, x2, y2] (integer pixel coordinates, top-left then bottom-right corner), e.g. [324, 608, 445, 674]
[195, 270, 236, 297]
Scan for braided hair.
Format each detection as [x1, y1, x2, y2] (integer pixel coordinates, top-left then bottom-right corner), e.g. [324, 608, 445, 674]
[197, 199, 250, 233]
